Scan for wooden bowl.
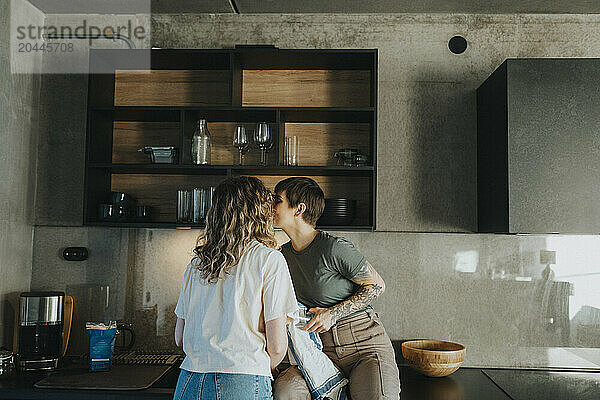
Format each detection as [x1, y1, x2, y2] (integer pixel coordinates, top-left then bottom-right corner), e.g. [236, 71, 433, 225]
[401, 340, 466, 377]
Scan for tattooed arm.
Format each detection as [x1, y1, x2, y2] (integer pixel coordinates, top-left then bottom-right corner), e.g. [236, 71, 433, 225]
[304, 261, 385, 333]
[329, 261, 385, 321]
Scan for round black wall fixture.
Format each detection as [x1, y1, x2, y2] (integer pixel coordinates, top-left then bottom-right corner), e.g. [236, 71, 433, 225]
[448, 36, 467, 54]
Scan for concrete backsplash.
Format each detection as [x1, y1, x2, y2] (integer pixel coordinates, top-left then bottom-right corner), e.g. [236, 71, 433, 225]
[31, 227, 600, 368]
[30, 14, 600, 368]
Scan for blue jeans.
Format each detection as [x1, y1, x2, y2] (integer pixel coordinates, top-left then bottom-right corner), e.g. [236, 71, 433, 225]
[173, 369, 273, 400]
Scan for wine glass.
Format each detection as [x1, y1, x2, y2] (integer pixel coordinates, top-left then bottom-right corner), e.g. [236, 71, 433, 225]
[254, 122, 272, 166]
[233, 126, 249, 165]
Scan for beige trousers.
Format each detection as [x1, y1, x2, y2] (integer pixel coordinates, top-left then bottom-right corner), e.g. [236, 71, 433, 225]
[273, 309, 400, 400]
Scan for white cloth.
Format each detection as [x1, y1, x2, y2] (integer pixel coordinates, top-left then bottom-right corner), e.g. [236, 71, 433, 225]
[175, 241, 298, 378]
[286, 303, 348, 400]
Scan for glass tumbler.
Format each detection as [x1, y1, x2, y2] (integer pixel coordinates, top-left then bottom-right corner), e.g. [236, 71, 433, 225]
[285, 135, 298, 166]
[177, 189, 192, 223]
[192, 188, 207, 223]
[295, 308, 313, 329]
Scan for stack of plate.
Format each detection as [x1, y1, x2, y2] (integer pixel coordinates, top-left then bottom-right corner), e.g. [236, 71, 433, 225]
[317, 198, 356, 226]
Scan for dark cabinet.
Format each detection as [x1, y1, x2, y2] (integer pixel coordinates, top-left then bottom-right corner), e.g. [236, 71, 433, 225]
[477, 59, 600, 233]
[84, 48, 378, 230]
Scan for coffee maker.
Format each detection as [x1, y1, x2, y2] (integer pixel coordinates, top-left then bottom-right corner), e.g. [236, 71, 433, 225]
[17, 292, 73, 371]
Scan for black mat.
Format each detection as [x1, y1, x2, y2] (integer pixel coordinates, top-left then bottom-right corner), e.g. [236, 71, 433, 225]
[34, 365, 174, 391]
[483, 369, 600, 400]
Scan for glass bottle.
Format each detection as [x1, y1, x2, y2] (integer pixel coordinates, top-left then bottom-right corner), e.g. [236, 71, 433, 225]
[191, 119, 211, 165]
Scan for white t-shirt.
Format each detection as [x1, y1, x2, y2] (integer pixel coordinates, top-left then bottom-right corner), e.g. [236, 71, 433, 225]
[174, 241, 298, 378]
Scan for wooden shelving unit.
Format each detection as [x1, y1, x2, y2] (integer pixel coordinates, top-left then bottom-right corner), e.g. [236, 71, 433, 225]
[84, 47, 378, 230]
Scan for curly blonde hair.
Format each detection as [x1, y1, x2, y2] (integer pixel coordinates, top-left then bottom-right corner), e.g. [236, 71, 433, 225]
[192, 176, 277, 283]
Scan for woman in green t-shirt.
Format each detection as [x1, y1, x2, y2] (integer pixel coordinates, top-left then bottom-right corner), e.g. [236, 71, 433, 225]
[272, 177, 400, 400]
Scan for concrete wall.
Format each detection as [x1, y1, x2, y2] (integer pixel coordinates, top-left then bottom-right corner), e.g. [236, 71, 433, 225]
[30, 13, 600, 368]
[0, 0, 43, 349]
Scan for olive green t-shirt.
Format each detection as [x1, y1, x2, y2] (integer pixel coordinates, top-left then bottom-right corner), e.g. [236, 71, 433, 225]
[280, 231, 367, 309]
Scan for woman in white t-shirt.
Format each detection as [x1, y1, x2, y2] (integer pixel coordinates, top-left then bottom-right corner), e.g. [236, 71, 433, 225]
[173, 177, 298, 400]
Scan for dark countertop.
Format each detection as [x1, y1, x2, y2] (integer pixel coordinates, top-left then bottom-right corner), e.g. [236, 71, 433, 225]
[400, 365, 510, 400]
[0, 364, 505, 400]
[483, 368, 600, 400]
[2, 363, 599, 399]
[0, 365, 178, 400]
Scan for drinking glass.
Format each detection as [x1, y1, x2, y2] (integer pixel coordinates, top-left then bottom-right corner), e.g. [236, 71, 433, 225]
[192, 188, 207, 223]
[233, 126, 249, 165]
[285, 135, 298, 166]
[177, 189, 192, 223]
[295, 308, 314, 329]
[254, 122, 272, 166]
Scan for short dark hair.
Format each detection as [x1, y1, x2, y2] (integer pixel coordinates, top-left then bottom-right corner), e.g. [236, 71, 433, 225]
[275, 177, 325, 226]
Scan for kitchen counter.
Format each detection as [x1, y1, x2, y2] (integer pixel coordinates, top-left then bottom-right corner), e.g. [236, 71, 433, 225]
[399, 365, 510, 399]
[0, 365, 178, 400]
[0, 364, 505, 400]
[483, 368, 600, 400]
[2, 364, 599, 399]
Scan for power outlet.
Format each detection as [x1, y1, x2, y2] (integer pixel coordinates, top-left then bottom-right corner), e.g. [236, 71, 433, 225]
[540, 250, 556, 265]
[63, 246, 88, 261]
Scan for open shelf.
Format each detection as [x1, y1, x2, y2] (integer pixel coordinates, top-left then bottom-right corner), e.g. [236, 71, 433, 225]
[234, 173, 373, 228]
[85, 173, 226, 225]
[182, 109, 278, 166]
[85, 47, 377, 230]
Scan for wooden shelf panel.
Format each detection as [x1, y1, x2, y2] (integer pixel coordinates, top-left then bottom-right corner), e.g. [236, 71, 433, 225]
[114, 70, 230, 107]
[242, 70, 371, 108]
[112, 121, 180, 164]
[283, 122, 371, 166]
[110, 174, 225, 223]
